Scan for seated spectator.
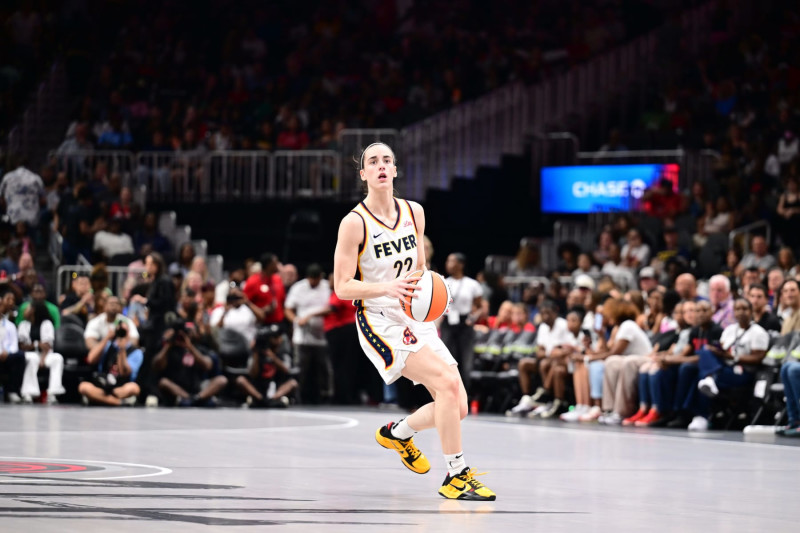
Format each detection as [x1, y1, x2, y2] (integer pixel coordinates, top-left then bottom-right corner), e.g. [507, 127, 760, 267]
[507, 300, 566, 416]
[595, 300, 653, 424]
[675, 273, 700, 302]
[777, 246, 798, 278]
[637, 266, 660, 294]
[709, 274, 735, 328]
[169, 242, 195, 278]
[134, 212, 172, 255]
[242, 252, 286, 325]
[93, 218, 134, 261]
[97, 114, 133, 148]
[183, 271, 204, 297]
[693, 197, 734, 248]
[14, 222, 35, 257]
[572, 253, 599, 278]
[620, 229, 650, 269]
[0, 240, 23, 276]
[190, 255, 212, 284]
[18, 301, 65, 404]
[0, 288, 27, 404]
[56, 122, 94, 154]
[653, 226, 690, 267]
[601, 243, 635, 290]
[592, 228, 614, 265]
[776, 176, 800, 251]
[151, 323, 228, 407]
[110, 186, 133, 220]
[16, 283, 59, 327]
[694, 298, 769, 427]
[90, 264, 114, 297]
[508, 239, 544, 277]
[12, 267, 45, 302]
[276, 115, 310, 150]
[210, 287, 258, 345]
[664, 300, 724, 430]
[535, 307, 588, 419]
[766, 267, 785, 309]
[235, 325, 298, 407]
[79, 296, 143, 406]
[474, 300, 514, 333]
[628, 300, 697, 427]
[778, 349, 800, 438]
[735, 235, 776, 275]
[780, 279, 800, 334]
[60, 273, 94, 327]
[746, 284, 782, 334]
[738, 266, 761, 297]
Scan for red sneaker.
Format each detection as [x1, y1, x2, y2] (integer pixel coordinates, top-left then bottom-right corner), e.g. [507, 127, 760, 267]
[635, 408, 662, 427]
[622, 408, 648, 426]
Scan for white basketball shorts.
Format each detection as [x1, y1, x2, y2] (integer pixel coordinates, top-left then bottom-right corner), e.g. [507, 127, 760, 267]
[355, 306, 457, 385]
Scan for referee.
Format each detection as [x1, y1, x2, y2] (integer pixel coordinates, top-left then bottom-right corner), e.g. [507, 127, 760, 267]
[441, 253, 485, 392]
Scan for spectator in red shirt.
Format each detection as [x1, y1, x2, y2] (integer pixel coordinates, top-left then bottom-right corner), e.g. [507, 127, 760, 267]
[276, 115, 310, 150]
[323, 281, 362, 404]
[243, 253, 286, 326]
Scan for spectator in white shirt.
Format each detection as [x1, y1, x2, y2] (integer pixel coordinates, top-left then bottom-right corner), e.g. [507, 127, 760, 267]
[582, 299, 653, 424]
[508, 300, 569, 415]
[285, 264, 332, 404]
[695, 298, 769, 426]
[93, 218, 135, 261]
[18, 301, 65, 404]
[78, 296, 143, 406]
[210, 288, 258, 345]
[735, 235, 776, 276]
[620, 228, 650, 269]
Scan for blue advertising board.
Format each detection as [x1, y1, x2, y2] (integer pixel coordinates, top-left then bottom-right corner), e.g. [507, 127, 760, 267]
[540, 163, 679, 214]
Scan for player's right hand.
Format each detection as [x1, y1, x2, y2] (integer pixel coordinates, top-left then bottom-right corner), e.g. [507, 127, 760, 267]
[384, 276, 421, 299]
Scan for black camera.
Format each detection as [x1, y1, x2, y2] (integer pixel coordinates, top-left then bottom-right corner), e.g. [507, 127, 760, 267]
[115, 323, 127, 339]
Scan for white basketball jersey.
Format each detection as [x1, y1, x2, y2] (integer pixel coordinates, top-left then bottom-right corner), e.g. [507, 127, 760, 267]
[351, 198, 419, 309]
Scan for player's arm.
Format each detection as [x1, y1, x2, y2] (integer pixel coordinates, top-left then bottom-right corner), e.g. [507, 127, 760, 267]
[333, 212, 419, 301]
[407, 201, 427, 270]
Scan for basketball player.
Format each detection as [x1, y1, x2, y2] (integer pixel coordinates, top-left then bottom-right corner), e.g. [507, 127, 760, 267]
[333, 142, 496, 501]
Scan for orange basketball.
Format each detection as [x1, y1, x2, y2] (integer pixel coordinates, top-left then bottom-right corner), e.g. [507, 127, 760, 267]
[399, 270, 452, 322]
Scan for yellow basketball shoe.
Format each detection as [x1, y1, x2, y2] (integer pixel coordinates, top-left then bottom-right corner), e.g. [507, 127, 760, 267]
[438, 467, 497, 501]
[375, 423, 431, 474]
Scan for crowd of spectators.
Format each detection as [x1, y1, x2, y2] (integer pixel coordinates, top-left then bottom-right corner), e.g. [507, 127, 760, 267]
[51, 0, 663, 156]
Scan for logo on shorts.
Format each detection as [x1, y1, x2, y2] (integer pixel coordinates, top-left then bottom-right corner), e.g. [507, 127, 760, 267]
[403, 327, 418, 345]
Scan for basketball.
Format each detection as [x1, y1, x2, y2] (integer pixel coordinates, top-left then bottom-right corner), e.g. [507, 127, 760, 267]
[399, 270, 452, 322]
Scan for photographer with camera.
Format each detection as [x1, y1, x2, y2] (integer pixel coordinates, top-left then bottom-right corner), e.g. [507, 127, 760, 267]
[151, 319, 228, 407]
[235, 325, 297, 407]
[79, 295, 143, 405]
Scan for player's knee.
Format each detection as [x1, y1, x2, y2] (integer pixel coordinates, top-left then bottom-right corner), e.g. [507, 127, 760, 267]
[215, 375, 229, 386]
[459, 399, 468, 420]
[128, 383, 141, 397]
[435, 371, 460, 398]
[235, 375, 247, 387]
[78, 382, 91, 395]
[518, 358, 535, 371]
